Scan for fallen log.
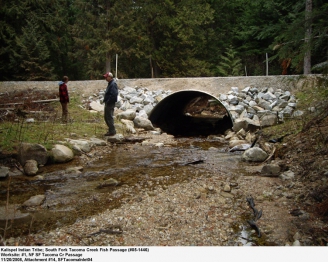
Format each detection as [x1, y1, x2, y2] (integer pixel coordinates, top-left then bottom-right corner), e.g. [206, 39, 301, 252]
[0, 99, 58, 106]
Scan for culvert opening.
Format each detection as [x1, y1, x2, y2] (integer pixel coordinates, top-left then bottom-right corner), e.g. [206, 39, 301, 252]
[149, 90, 233, 137]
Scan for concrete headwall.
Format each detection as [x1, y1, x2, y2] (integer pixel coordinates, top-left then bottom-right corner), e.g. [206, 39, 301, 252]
[0, 75, 322, 97]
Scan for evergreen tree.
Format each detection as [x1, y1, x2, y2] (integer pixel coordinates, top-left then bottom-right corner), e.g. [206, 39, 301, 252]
[14, 17, 54, 80]
[0, 0, 326, 79]
[71, 0, 142, 79]
[233, 0, 302, 75]
[271, 0, 328, 74]
[0, 1, 27, 80]
[216, 46, 243, 76]
[137, 0, 215, 77]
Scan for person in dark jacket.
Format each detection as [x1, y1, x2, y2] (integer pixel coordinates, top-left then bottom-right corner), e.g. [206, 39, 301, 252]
[103, 72, 118, 136]
[58, 76, 69, 122]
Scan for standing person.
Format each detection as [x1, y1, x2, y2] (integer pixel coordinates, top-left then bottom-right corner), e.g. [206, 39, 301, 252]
[103, 72, 118, 136]
[58, 76, 69, 122]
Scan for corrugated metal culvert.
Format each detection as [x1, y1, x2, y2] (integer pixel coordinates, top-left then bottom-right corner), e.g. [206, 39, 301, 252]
[149, 90, 233, 137]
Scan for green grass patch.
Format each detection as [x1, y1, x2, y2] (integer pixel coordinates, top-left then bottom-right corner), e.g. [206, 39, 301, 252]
[0, 94, 115, 152]
[262, 76, 328, 139]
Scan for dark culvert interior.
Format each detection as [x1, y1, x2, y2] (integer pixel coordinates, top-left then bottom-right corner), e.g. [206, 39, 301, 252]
[149, 90, 233, 137]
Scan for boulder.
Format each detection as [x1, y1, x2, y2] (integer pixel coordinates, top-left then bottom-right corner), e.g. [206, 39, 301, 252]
[0, 166, 9, 178]
[22, 195, 45, 207]
[71, 145, 83, 156]
[227, 94, 239, 105]
[24, 160, 38, 176]
[229, 144, 251, 152]
[232, 119, 247, 132]
[51, 144, 74, 163]
[143, 104, 154, 115]
[262, 91, 276, 101]
[242, 147, 268, 162]
[260, 114, 278, 127]
[229, 140, 248, 148]
[18, 143, 48, 166]
[118, 101, 131, 111]
[120, 119, 136, 134]
[137, 110, 149, 119]
[90, 137, 107, 146]
[106, 134, 124, 143]
[116, 109, 136, 120]
[280, 170, 295, 180]
[89, 101, 104, 112]
[258, 100, 272, 110]
[133, 116, 154, 130]
[260, 164, 281, 177]
[143, 95, 155, 105]
[233, 118, 260, 132]
[244, 118, 261, 132]
[130, 96, 144, 104]
[67, 139, 93, 153]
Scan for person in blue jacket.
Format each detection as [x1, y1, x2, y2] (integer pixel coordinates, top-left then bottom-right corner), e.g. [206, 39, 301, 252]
[103, 72, 118, 136]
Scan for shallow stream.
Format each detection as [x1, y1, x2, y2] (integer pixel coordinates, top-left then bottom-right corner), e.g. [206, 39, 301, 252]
[0, 137, 264, 245]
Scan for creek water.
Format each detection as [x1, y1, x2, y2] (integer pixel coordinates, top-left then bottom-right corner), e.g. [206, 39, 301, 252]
[0, 137, 261, 245]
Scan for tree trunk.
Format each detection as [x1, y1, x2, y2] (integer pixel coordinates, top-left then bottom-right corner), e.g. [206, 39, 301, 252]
[105, 2, 111, 74]
[304, 0, 312, 75]
[106, 53, 111, 73]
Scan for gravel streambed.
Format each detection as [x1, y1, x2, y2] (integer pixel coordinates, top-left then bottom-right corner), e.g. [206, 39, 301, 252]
[5, 142, 295, 246]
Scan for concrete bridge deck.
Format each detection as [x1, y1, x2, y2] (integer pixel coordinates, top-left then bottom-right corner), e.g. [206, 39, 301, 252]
[0, 75, 321, 97]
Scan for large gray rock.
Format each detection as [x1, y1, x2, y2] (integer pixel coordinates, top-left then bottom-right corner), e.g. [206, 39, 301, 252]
[89, 101, 104, 112]
[258, 100, 272, 110]
[24, 159, 38, 176]
[51, 144, 74, 163]
[260, 114, 278, 127]
[22, 195, 45, 207]
[280, 170, 295, 180]
[232, 119, 247, 132]
[143, 104, 154, 115]
[120, 100, 132, 111]
[229, 143, 251, 152]
[133, 116, 154, 130]
[116, 109, 136, 120]
[229, 140, 248, 148]
[120, 119, 136, 134]
[67, 139, 93, 153]
[262, 91, 276, 101]
[261, 164, 281, 177]
[71, 144, 83, 156]
[282, 106, 294, 117]
[233, 118, 260, 132]
[130, 96, 144, 104]
[143, 95, 155, 105]
[227, 94, 239, 105]
[137, 109, 149, 119]
[106, 134, 124, 143]
[18, 143, 48, 166]
[89, 137, 107, 146]
[242, 147, 268, 162]
[0, 166, 9, 178]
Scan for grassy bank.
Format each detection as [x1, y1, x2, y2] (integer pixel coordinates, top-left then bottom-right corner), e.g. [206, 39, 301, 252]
[262, 76, 328, 141]
[0, 94, 110, 152]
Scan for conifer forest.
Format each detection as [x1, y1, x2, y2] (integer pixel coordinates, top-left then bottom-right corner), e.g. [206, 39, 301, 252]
[0, 0, 327, 81]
